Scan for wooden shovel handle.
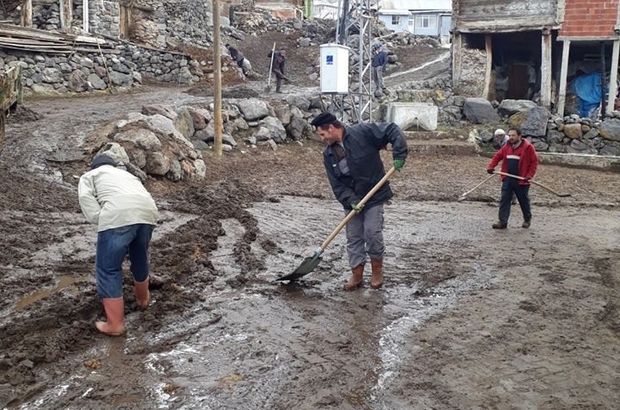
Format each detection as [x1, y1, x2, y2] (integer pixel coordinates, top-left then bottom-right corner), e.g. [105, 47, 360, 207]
[494, 171, 571, 197]
[319, 167, 396, 251]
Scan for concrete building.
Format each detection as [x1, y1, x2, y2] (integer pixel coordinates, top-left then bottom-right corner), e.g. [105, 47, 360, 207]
[377, 0, 451, 42]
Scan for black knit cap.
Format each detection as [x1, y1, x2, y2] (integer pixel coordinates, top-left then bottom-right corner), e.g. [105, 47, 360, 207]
[91, 155, 117, 170]
[310, 112, 337, 127]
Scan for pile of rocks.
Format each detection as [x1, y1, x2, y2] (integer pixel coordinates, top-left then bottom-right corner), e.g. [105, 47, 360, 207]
[33, 1, 61, 31]
[88, 95, 329, 182]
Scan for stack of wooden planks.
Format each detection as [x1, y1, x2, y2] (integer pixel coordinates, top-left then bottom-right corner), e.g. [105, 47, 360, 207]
[0, 23, 118, 54]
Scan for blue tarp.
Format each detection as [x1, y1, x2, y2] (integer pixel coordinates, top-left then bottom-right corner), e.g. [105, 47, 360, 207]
[570, 72, 604, 118]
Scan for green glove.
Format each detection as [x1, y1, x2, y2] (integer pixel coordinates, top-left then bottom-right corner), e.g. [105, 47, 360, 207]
[351, 201, 365, 213]
[393, 158, 405, 171]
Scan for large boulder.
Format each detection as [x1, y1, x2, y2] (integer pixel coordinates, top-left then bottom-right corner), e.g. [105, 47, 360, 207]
[274, 105, 292, 126]
[114, 128, 162, 151]
[286, 107, 309, 140]
[599, 118, 620, 141]
[95, 142, 130, 166]
[462, 98, 499, 124]
[145, 152, 171, 176]
[261, 116, 287, 143]
[285, 95, 311, 111]
[68, 70, 88, 92]
[142, 105, 177, 120]
[174, 107, 195, 140]
[187, 107, 211, 130]
[497, 99, 538, 117]
[87, 74, 106, 90]
[235, 98, 269, 121]
[509, 106, 549, 137]
[109, 70, 133, 87]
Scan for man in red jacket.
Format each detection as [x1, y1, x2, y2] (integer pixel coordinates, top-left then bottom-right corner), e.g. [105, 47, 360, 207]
[487, 127, 538, 229]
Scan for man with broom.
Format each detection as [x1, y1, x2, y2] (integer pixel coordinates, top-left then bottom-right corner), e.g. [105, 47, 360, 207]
[311, 112, 408, 290]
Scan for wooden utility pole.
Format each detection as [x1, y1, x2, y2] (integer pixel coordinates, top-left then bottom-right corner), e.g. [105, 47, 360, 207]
[213, 0, 223, 156]
[59, 0, 73, 30]
[21, 0, 33, 27]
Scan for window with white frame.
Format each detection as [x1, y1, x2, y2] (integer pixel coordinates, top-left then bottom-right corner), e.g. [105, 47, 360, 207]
[391, 15, 400, 25]
[415, 14, 437, 29]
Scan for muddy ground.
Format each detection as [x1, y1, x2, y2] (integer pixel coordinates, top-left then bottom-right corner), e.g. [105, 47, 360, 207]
[2, 82, 620, 409]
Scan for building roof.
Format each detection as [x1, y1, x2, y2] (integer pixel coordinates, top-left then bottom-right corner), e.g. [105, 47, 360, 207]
[378, 0, 451, 12]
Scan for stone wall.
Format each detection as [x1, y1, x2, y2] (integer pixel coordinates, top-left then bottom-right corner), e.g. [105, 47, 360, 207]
[0, 44, 202, 95]
[88, 0, 120, 38]
[455, 48, 486, 98]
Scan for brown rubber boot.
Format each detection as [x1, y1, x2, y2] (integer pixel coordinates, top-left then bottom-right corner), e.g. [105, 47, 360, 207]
[134, 278, 150, 310]
[370, 259, 384, 289]
[344, 264, 364, 291]
[95, 297, 125, 336]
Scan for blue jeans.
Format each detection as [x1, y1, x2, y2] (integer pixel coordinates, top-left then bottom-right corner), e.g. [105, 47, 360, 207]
[95, 224, 154, 299]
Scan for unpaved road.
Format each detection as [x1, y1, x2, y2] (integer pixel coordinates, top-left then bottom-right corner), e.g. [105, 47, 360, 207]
[1, 86, 620, 409]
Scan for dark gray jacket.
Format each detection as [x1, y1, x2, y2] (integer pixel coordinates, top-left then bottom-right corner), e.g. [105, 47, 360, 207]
[323, 122, 408, 210]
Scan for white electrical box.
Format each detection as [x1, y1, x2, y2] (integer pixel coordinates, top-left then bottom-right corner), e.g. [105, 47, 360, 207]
[320, 44, 350, 94]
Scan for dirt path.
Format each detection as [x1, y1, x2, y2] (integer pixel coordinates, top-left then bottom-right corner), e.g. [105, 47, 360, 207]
[1, 88, 620, 409]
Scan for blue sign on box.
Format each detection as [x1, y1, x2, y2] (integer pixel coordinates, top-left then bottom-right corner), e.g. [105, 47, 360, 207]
[326, 55, 333, 65]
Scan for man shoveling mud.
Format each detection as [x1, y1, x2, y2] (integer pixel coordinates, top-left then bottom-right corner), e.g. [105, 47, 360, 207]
[311, 113, 408, 290]
[487, 126, 538, 229]
[78, 155, 158, 336]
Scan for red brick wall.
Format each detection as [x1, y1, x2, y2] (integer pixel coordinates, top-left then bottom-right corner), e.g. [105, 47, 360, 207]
[560, 0, 620, 36]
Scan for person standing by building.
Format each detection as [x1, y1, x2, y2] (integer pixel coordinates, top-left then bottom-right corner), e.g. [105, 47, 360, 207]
[310, 112, 408, 290]
[371, 43, 388, 97]
[487, 127, 538, 229]
[78, 155, 159, 336]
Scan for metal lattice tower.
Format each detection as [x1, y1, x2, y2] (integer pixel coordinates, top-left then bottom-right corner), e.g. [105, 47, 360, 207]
[330, 0, 375, 124]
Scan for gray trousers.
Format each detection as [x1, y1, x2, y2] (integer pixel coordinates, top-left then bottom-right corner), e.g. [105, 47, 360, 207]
[372, 66, 384, 93]
[345, 204, 385, 268]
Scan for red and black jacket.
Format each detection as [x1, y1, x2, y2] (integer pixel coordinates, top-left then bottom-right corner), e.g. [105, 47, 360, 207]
[488, 139, 538, 185]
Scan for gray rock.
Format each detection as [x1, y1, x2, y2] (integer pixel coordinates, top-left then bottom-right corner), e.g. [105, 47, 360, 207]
[187, 107, 210, 130]
[233, 117, 249, 130]
[309, 96, 323, 109]
[145, 151, 171, 175]
[583, 128, 599, 140]
[195, 129, 237, 146]
[261, 116, 287, 143]
[274, 105, 292, 126]
[114, 128, 162, 151]
[286, 106, 309, 141]
[235, 98, 269, 121]
[174, 107, 195, 140]
[245, 136, 257, 145]
[478, 130, 494, 143]
[546, 130, 564, 144]
[31, 83, 55, 93]
[133, 71, 143, 84]
[190, 139, 211, 150]
[599, 118, 620, 141]
[142, 105, 177, 120]
[562, 123, 582, 139]
[178, 66, 194, 84]
[509, 106, 549, 137]
[167, 160, 183, 182]
[254, 126, 271, 141]
[463, 98, 499, 124]
[109, 71, 133, 87]
[95, 142, 130, 166]
[569, 139, 589, 151]
[41, 67, 62, 83]
[532, 140, 549, 151]
[194, 159, 206, 179]
[497, 99, 538, 117]
[299, 37, 311, 47]
[127, 148, 147, 168]
[286, 95, 311, 111]
[68, 70, 87, 92]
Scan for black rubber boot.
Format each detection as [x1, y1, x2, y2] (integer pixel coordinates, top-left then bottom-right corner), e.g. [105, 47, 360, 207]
[522, 220, 531, 228]
[492, 221, 507, 229]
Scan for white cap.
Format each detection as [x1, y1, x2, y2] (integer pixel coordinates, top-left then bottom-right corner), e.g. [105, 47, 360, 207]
[494, 128, 505, 136]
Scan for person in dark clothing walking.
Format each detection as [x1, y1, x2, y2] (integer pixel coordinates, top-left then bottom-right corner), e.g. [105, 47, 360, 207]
[271, 48, 291, 93]
[310, 112, 408, 290]
[487, 127, 538, 229]
[226, 44, 249, 75]
[371, 43, 388, 96]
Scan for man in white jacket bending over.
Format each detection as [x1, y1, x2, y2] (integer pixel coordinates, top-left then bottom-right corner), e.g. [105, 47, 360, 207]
[78, 155, 159, 336]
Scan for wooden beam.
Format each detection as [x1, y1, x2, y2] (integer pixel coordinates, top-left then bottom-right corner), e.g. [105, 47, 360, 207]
[541, 30, 552, 109]
[83, 0, 89, 33]
[482, 34, 493, 99]
[213, 0, 223, 156]
[21, 0, 32, 28]
[59, 0, 73, 30]
[557, 39, 571, 117]
[607, 39, 620, 115]
[452, 32, 462, 88]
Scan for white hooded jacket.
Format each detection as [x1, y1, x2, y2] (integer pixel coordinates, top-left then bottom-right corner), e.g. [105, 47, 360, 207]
[78, 165, 158, 232]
